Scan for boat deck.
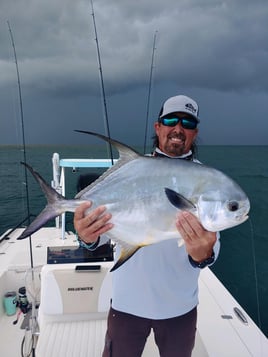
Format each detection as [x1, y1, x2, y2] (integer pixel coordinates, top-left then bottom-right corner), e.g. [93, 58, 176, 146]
[0, 227, 267, 356]
[0, 228, 78, 357]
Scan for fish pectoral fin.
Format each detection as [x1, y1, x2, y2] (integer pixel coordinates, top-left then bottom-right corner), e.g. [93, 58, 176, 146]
[165, 188, 196, 210]
[110, 244, 142, 272]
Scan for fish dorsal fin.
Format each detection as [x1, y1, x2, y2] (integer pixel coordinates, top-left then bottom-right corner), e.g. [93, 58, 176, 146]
[75, 130, 140, 162]
[75, 130, 142, 197]
[165, 187, 196, 210]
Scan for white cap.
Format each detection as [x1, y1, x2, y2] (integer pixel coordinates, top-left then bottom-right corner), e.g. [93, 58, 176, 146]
[159, 95, 200, 122]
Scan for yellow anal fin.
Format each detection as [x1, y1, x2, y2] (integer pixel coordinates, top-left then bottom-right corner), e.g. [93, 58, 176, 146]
[110, 245, 142, 272]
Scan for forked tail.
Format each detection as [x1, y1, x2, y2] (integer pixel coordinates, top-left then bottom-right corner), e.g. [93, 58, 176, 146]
[17, 162, 86, 240]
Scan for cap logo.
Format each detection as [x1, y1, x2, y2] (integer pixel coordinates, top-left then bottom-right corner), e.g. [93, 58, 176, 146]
[185, 103, 197, 114]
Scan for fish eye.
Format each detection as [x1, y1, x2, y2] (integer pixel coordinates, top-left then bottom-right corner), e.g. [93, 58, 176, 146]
[228, 201, 239, 212]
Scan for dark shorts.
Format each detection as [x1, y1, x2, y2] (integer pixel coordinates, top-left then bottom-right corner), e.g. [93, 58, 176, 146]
[102, 307, 197, 357]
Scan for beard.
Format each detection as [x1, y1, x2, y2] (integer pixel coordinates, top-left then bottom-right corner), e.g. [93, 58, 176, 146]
[163, 133, 186, 156]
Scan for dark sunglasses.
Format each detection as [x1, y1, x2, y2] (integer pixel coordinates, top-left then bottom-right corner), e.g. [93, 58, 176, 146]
[159, 116, 198, 130]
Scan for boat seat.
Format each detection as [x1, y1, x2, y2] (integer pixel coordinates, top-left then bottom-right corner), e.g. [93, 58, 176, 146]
[35, 263, 206, 357]
[36, 263, 112, 357]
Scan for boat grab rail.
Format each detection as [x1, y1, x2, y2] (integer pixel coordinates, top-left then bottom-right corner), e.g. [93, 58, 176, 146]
[52, 154, 117, 240]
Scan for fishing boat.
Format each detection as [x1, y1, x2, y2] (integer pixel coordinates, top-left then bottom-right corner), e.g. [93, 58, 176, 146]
[3, 11, 267, 356]
[0, 154, 267, 357]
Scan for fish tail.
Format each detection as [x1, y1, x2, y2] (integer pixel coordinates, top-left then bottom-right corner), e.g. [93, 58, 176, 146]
[17, 162, 85, 240]
[17, 205, 62, 240]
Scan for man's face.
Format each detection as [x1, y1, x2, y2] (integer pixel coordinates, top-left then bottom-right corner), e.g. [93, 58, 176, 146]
[154, 112, 198, 157]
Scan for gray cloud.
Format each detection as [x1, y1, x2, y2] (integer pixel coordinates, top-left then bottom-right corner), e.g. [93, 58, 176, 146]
[0, 0, 268, 145]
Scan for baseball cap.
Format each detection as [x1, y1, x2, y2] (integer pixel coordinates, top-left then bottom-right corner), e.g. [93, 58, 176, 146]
[159, 95, 200, 122]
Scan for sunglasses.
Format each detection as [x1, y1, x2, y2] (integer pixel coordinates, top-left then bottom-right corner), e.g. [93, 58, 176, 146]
[160, 116, 198, 130]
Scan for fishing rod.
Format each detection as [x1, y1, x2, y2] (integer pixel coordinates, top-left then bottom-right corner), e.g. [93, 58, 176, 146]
[7, 21, 34, 269]
[90, 0, 114, 164]
[143, 30, 158, 154]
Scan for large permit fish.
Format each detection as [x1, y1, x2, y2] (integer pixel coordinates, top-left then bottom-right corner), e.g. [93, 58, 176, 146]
[18, 131, 250, 271]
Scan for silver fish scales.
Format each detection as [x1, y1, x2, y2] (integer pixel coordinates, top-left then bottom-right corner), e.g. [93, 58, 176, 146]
[18, 131, 250, 271]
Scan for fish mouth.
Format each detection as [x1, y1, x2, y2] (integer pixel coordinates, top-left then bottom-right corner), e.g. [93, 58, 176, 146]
[236, 202, 250, 223]
[234, 213, 249, 225]
[241, 214, 249, 222]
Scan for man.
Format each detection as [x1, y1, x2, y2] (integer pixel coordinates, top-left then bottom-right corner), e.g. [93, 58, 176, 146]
[74, 94, 219, 357]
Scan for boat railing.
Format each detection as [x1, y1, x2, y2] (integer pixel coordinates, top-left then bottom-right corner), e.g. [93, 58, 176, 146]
[52, 153, 117, 240]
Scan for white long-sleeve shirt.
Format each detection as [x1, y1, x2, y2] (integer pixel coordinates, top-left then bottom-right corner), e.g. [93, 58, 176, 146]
[98, 151, 220, 319]
[111, 237, 220, 319]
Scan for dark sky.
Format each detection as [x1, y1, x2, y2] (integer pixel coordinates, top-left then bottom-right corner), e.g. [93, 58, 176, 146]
[1, 0, 268, 146]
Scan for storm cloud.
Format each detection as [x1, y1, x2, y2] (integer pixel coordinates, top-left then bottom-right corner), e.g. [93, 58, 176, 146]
[0, 0, 267, 145]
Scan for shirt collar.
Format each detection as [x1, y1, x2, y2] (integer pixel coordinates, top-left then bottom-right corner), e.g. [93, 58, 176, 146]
[153, 147, 193, 160]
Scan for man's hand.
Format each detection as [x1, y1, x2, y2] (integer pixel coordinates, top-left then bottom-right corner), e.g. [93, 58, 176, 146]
[74, 202, 113, 243]
[176, 211, 217, 262]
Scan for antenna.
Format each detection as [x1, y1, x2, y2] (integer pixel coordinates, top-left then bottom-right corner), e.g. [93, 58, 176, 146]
[143, 31, 158, 154]
[90, 0, 114, 164]
[7, 20, 34, 268]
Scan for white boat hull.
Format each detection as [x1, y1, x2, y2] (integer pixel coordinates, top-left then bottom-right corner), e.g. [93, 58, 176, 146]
[0, 227, 267, 356]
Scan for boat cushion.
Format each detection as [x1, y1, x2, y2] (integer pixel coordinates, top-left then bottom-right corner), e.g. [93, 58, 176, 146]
[36, 319, 107, 357]
[36, 263, 112, 357]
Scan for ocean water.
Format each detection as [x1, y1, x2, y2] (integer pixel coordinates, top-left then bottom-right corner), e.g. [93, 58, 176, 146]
[0, 144, 267, 337]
